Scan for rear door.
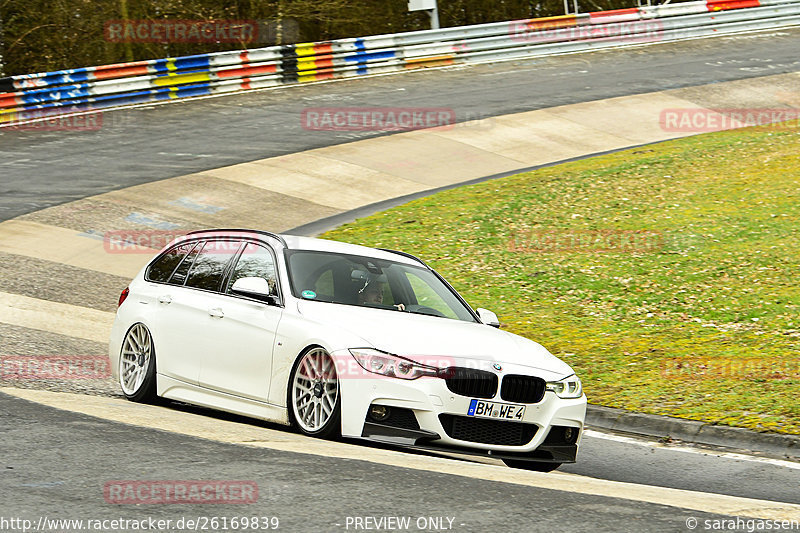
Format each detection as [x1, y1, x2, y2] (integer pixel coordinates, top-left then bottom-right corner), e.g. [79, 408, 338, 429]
[140, 240, 204, 385]
[154, 239, 240, 385]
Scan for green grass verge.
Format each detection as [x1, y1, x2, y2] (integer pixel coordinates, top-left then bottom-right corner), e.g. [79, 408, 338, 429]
[323, 124, 800, 434]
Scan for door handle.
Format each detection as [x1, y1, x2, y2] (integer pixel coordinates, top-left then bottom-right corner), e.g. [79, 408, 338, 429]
[158, 295, 172, 304]
[208, 307, 224, 318]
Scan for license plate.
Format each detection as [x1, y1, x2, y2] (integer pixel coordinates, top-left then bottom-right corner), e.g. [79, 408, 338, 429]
[467, 399, 525, 421]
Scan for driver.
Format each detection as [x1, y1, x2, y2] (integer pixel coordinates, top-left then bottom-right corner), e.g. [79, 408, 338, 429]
[354, 270, 404, 310]
[357, 278, 384, 305]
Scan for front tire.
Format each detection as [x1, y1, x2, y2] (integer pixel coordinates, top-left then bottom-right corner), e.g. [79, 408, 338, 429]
[502, 459, 562, 472]
[289, 347, 341, 439]
[119, 323, 158, 403]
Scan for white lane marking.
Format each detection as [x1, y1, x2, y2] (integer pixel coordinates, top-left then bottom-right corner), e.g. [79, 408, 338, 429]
[584, 429, 800, 470]
[155, 152, 217, 158]
[3, 387, 800, 521]
[0, 219, 149, 279]
[0, 292, 114, 344]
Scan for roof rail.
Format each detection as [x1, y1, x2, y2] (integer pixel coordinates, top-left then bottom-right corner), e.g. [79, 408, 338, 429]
[185, 228, 288, 247]
[378, 248, 428, 268]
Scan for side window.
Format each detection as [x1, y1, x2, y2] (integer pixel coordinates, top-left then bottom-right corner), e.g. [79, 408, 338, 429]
[314, 270, 334, 298]
[226, 243, 278, 296]
[184, 240, 240, 292]
[168, 242, 201, 286]
[147, 242, 196, 283]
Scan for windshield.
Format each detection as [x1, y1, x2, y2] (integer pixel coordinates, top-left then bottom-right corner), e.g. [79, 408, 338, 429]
[285, 250, 477, 322]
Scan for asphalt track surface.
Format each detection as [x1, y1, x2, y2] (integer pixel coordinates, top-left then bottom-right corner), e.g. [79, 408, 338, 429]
[2, 27, 800, 222]
[2, 27, 800, 531]
[0, 393, 742, 533]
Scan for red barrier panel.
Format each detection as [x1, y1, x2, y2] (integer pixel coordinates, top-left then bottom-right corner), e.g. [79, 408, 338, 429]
[590, 8, 641, 23]
[92, 65, 151, 80]
[217, 64, 277, 79]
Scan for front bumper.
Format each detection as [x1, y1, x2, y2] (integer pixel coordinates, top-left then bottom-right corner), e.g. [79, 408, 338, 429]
[336, 351, 587, 460]
[360, 421, 579, 463]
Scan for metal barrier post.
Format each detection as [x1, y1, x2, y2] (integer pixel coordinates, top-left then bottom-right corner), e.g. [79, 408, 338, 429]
[430, 4, 441, 29]
[409, 0, 440, 29]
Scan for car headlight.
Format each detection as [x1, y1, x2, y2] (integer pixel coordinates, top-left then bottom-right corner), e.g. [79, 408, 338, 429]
[349, 348, 439, 380]
[546, 375, 583, 399]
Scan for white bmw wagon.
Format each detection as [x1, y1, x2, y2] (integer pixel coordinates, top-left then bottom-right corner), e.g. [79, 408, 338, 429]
[110, 229, 586, 471]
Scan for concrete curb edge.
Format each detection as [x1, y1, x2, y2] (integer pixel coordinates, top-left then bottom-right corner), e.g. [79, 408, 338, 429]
[586, 404, 800, 460]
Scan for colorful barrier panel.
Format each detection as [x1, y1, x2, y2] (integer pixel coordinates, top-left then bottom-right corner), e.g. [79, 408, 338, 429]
[1, 0, 799, 125]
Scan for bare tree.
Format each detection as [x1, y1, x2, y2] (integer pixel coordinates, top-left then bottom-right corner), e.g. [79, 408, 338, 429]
[0, 8, 5, 76]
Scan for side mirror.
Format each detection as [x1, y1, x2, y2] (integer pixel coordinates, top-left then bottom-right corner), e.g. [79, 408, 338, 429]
[476, 308, 500, 328]
[231, 277, 277, 304]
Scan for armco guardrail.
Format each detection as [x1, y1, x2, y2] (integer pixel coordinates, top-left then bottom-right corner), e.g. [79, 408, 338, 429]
[2, 0, 799, 125]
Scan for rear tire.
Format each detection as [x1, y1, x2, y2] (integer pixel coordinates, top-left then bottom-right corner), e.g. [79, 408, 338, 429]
[502, 459, 562, 472]
[288, 347, 341, 439]
[119, 323, 158, 403]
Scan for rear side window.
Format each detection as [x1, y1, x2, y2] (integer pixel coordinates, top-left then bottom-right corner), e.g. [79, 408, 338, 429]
[146, 242, 197, 283]
[184, 240, 241, 292]
[168, 242, 201, 286]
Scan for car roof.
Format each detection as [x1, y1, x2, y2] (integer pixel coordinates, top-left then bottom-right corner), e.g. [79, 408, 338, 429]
[285, 235, 426, 267]
[184, 229, 424, 267]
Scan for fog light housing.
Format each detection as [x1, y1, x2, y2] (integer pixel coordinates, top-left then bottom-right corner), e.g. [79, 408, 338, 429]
[369, 405, 390, 422]
[563, 426, 578, 444]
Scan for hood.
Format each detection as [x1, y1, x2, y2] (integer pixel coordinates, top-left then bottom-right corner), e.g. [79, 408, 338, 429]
[296, 300, 573, 379]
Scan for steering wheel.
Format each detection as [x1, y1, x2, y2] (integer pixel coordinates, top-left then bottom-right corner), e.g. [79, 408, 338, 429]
[404, 304, 446, 317]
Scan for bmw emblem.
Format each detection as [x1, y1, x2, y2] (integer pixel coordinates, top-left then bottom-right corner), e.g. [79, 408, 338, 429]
[493, 363, 503, 372]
